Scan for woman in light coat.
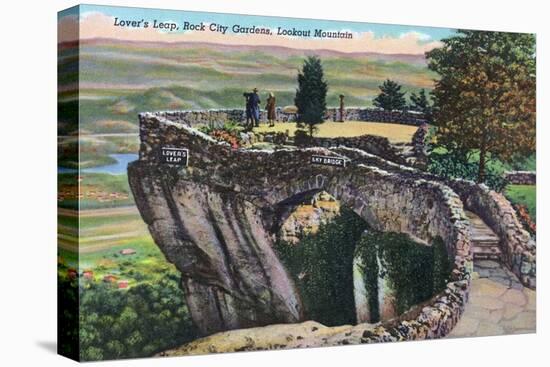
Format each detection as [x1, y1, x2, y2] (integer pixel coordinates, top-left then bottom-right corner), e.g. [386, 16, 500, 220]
[265, 92, 276, 127]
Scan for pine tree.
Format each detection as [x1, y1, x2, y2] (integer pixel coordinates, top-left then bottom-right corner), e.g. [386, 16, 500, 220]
[426, 30, 536, 183]
[373, 79, 407, 111]
[295, 56, 328, 137]
[409, 89, 433, 122]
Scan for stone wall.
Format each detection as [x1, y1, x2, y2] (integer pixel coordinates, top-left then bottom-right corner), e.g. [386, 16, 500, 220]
[141, 107, 426, 128]
[448, 180, 536, 288]
[324, 108, 426, 125]
[504, 171, 536, 185]
[130, 113, 472, 341]
[310, 135, 407, 165]
[411, 123, 429, 168]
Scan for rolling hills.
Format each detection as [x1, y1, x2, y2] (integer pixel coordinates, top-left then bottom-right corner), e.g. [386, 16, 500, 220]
[58, 38, 437, 134]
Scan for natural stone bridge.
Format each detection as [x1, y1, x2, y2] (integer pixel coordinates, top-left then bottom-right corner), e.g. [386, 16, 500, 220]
[128, 112, 535, 342]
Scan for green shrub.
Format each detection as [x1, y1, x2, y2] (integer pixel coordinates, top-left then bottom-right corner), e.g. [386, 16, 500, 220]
[272, 132, 287, 146]
[198, 120, 241, 135]
[428, 150, 508, 192]
[294, 129, 311, 147]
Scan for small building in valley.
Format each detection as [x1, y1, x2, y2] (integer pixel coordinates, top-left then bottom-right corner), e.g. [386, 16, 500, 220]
[119, 248, 136, 256]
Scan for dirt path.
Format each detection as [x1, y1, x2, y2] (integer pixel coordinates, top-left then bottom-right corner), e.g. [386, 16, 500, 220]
[449, 260, 536, 338]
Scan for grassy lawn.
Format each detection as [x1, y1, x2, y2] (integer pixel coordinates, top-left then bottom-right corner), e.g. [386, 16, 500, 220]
[253, 121, 418, 143]
[505, 184, 536, 221]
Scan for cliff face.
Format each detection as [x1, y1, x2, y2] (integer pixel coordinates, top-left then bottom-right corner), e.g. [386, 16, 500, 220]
[128, 164, 303, 335]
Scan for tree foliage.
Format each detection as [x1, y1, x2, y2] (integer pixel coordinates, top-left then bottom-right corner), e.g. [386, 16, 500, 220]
[373, 79, 407, 111]
[428, 149, 509, 192]
[409, 89, 433, 122]
[294, 56, 328, 137]
[58, 276, 79, 360]
[426, 30, 536, 182]
[59, 272, 198, 361]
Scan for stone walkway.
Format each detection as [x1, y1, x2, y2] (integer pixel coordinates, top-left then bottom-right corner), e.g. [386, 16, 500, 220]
[449, 260, 536, 338]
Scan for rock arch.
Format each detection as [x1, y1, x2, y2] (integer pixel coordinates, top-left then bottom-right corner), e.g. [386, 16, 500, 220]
[128, 113, 476, 338]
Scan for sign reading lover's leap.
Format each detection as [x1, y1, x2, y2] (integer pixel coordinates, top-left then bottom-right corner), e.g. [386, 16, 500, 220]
[310, 155, 348, 167]
[160, 147, 189, 166]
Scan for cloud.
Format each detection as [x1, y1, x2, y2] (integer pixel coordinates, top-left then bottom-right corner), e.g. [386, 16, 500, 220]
[80, 11, 104, 20]
[59, 12, 442, 55]
[400, 31, 432, 42]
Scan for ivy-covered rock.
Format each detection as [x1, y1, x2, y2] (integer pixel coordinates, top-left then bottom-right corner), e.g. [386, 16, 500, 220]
[354, 232, 452, 323]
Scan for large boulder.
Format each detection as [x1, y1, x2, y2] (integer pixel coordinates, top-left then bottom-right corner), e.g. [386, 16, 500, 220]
[128, 164, 303, 335]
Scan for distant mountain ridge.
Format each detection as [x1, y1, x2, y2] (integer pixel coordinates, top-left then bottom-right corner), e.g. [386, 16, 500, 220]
[74, 37, 429, 65]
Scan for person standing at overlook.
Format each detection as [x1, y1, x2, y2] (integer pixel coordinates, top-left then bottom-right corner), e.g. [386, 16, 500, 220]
[266, 92, 277, 127]
[243, 88, 261, 130]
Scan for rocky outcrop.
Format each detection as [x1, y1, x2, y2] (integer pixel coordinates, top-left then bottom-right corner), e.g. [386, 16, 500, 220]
[128, 165, 303, 335]
[158, 280, 467, 356]
[278, 191, 340, 244]
[129, 112, 472, 339]
[353, 253, 398, 323]
[157, 321, 350, 356]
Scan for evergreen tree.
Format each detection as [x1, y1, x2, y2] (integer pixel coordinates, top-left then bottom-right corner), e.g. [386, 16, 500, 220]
[426, 30, 536, 182]
[295, 56, 328, 137]
[373, 79, 407, 111]
[409, 89, 433, 122]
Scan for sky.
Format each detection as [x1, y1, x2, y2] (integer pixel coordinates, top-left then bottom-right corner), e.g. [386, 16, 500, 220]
[59, 4, 458, 54]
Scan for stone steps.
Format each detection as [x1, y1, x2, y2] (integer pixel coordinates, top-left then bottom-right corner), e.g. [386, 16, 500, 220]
[472, 245, 502, 260]
[465, 210, 502, 261]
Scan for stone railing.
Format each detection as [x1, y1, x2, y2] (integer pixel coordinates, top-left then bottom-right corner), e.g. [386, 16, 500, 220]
[310, 135, 407, 165]
[324, 107, 426, 125]
[504, 171, 536, 185]
[142, 107, 427, 128]
[448, 180, 536, 288]
[411, 123, 429, 165]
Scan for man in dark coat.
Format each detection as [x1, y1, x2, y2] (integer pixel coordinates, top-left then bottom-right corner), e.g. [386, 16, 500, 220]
[243, 88, 261, 129]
